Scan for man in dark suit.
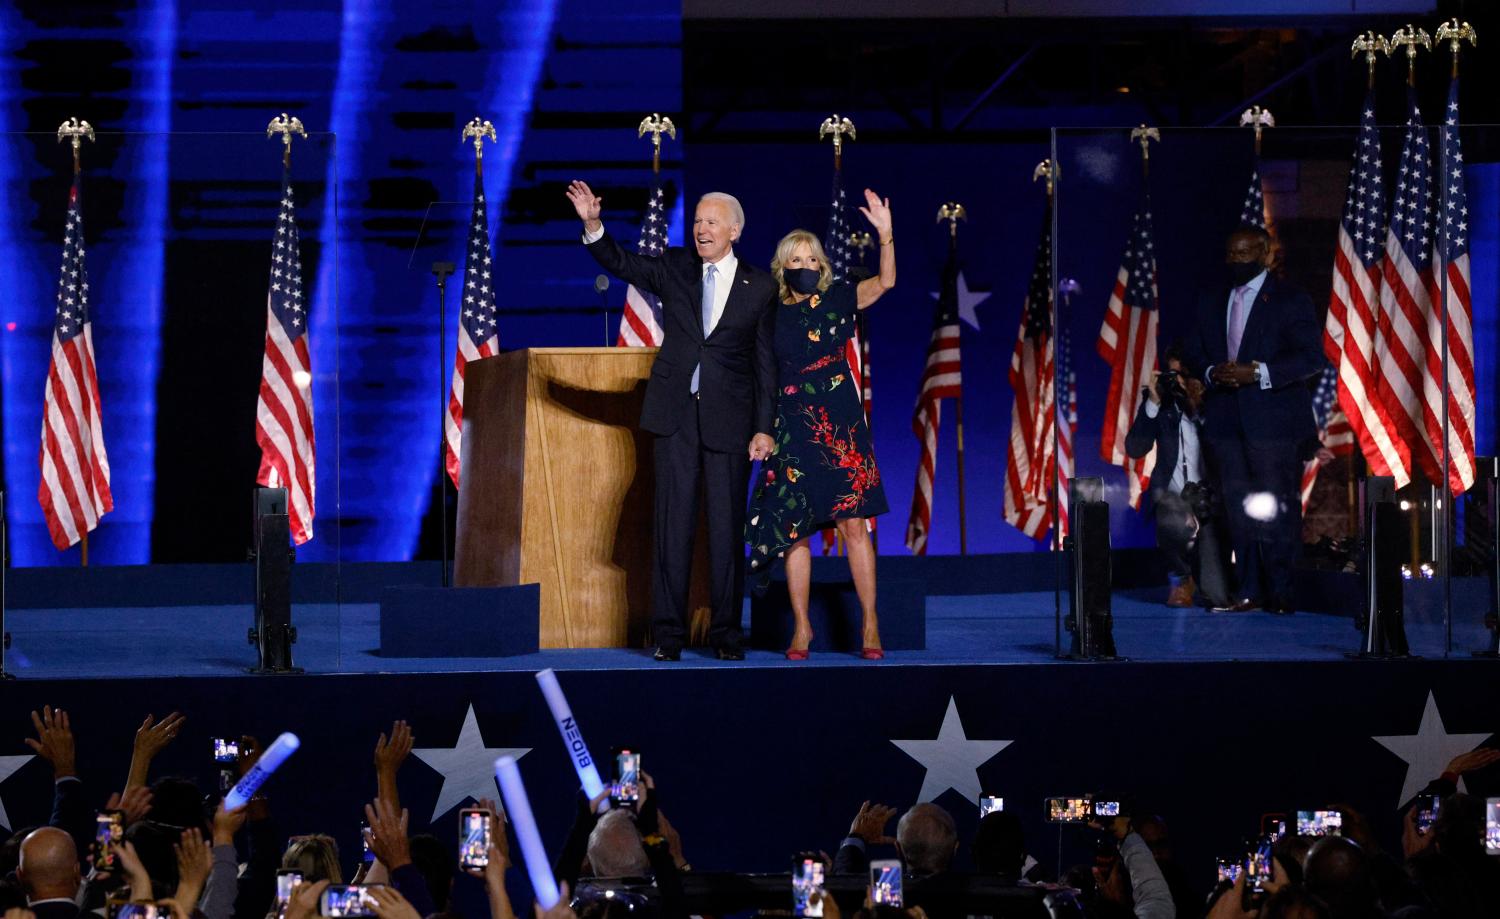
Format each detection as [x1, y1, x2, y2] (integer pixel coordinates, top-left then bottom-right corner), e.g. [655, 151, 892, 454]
[1124, 346, 1230, 609]
[567, 180, 777, 661]
[1182, 227, 1324, 613]
[16, 828, 81, 919]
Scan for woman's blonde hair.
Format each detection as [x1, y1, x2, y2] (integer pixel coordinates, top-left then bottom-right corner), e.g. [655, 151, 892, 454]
[281, 835, 343, 884]
[770, 229, 833, 303]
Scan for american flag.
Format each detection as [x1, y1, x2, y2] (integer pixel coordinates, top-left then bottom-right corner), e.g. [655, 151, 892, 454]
[1002, 207, 1058, 541]
[1325, 89, 1409, 487]
[39, 176, 112, 550]
[615, 171, 667, 347]
[443, 172, 500, 488]
[905, 247, 964, 555]
[1434, 76, 1476, 495]
[828, 167, 869, 423]
[1096, 194, 1158, 510]
[1299, 366, 1356, 511]
[1377, 87, 1465, 494]
[1239, 155, 1267, 229]
[823, 168, 874, 554]
[1055, 299, 1078, 544]
[254, 167, 315, 544]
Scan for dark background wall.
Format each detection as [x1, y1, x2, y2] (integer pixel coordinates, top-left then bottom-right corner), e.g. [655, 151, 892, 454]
[0, 0, 1496, 565]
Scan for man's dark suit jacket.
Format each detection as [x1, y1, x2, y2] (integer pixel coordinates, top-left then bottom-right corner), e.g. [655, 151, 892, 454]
[1125, 397, 1205, 503]
[29, 900, 80, 919]
[1181, 274, 1323, 445]
[586, 231, 777, 453]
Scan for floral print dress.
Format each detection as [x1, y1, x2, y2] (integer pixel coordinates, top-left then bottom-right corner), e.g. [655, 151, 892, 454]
[746, 281, 887, 579]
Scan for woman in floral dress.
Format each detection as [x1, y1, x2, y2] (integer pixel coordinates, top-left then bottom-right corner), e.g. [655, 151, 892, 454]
[746, 188, 896, 660]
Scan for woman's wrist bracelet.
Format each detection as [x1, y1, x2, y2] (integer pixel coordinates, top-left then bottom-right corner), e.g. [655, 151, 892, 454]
[880, 236, 893, 246]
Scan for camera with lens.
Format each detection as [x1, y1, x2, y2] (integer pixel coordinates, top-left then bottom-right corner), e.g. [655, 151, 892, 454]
[1156, 368, 1190, 411]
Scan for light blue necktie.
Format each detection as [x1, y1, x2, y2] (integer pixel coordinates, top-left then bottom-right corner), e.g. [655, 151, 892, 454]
[691, 264, 716, 393]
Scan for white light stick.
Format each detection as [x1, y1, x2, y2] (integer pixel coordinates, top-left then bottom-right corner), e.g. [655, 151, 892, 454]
[495, 756, 560, 909]
[534, 668, 609, 809]
[224, 732, 300, 810]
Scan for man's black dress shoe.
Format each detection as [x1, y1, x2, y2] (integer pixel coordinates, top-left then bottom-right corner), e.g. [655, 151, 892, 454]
[715, 647, 745, 661]
[1211, 598, 1260, 613]
[653, 646, 681, 662]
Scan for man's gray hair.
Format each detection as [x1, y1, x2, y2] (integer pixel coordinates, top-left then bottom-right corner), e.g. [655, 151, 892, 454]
[585, 810, 651, 879]
[699, 192, 745, 232]
[897, 803, 958, 875]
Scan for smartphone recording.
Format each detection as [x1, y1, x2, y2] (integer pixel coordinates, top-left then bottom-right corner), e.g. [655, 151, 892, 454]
[459, 808, 491, 869]
[869, 859, 903, 908]
[320, 885, 379, 918]
[94, 810, 124, 872]
[611, 749, 641, 805]
[276, 870, 304, 908]
[1046, 796, 1091, 823]
[213, 737, 240, 764]
[1295, 809, 1343, 837]
[792, 855, 826, 918]
[979, 795, 1004, 817]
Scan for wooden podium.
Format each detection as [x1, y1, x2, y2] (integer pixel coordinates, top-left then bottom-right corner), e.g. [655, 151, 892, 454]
[453, 348, 710, 649]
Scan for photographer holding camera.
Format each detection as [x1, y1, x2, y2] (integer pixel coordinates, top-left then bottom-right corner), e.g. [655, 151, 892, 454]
[1125, 345, 1230, 609]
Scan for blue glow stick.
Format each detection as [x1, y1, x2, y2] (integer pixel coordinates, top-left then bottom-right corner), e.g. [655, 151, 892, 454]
[495, 756, 560, 909]
[534, 669, 608, 809]
[224, 732, 300, 810]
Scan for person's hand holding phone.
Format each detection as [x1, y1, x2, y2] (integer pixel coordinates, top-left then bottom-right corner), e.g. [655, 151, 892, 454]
[365, 885, 421, 919]
[284, 880, 329, 919]
[1401, 804, 1437, 859]
[364, 799, 412, 871]
[1206, 875, 1257, 919]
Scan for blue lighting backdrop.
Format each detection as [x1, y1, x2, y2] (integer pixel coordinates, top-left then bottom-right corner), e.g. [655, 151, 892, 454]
[0, 3, 1493, 566]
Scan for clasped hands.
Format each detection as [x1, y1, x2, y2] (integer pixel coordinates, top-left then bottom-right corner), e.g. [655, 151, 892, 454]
[1208, 361, 1260, 388]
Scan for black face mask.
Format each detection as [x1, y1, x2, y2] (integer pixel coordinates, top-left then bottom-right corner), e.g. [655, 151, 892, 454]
[783, 268, 821, 295]
[1226, 260, 1263, 288]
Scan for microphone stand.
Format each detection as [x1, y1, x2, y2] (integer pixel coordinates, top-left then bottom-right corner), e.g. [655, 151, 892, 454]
[433, 261, 456, 587]
[596, 275, 611, 345]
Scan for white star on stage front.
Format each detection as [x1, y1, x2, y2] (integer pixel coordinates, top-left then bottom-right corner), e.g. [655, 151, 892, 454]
[0, 754, 35, 830]
[931, 272, 991, 331]
[412, 704, 530, 821]
[1371, 690, 1492, 807]
[890, 696, 1012, 808]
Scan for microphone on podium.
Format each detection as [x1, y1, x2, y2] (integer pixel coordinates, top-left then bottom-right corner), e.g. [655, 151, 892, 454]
[595, 274, 611, 344]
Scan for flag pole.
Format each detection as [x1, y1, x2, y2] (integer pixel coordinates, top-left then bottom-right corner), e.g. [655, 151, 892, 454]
[1034, 159, 1060, 550]
[58, 117, 95, 566]
[937, 203, 968, 555]
[1387, 27, 1431, 574]
[1349, 31, 1384, 541]
[446, 118, 497, 587]
[820, 115, 856, 556]
[1434, 18, 1474, 647]
[638, 113, 676, 178]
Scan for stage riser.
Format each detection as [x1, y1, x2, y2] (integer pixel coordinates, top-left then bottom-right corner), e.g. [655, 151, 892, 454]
[1, 661, 1493, 907]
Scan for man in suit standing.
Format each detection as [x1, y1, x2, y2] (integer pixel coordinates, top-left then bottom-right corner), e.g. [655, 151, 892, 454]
[1183, 227, 1323, 613]
[566, 180, 777, 660]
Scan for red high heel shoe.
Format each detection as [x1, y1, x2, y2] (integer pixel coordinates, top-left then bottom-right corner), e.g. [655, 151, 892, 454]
[860, 647, 885, 660]
[785, 633, 814, 661]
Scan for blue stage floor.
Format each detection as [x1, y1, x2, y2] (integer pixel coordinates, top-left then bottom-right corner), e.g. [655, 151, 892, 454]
[5, 590, 1491, 679]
